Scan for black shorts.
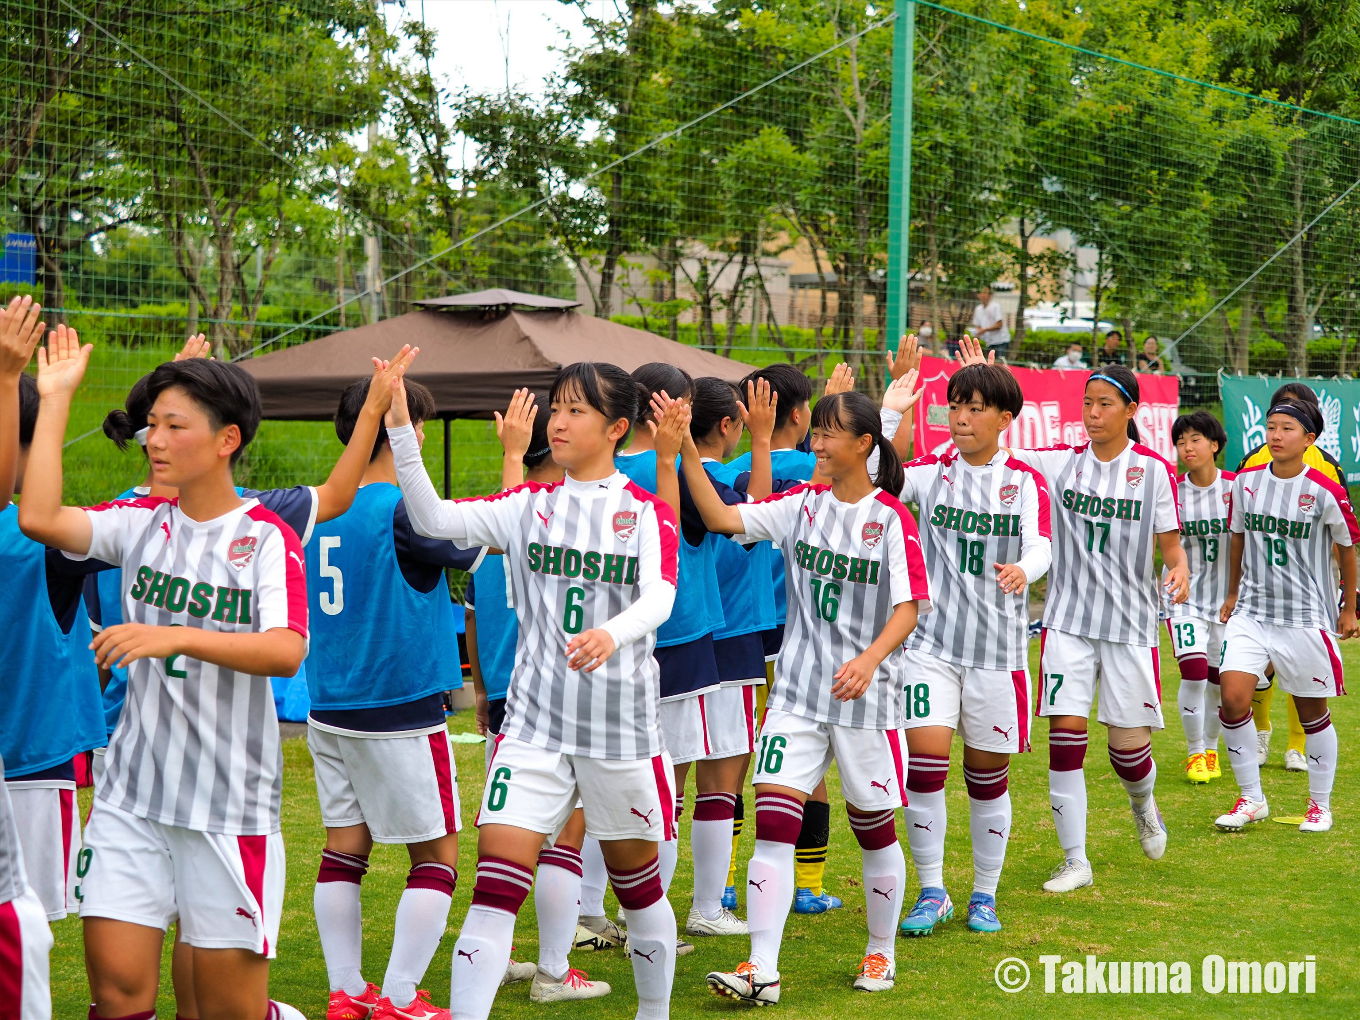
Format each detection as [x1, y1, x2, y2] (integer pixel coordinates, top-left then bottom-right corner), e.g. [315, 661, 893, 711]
[486, 697, 507, 735]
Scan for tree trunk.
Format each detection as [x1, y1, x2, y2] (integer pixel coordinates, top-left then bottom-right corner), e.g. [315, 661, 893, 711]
[926, 213, 944, 352]
[1014, 216, 1030, 345]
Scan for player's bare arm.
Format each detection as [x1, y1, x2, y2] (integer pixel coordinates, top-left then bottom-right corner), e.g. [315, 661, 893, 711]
[1337, 543, 1358, 639]
[313, 345, 418, 522]
[90, 621, 306, 677]
[496, 387, 537, 490]
[830, 600, 919, 702]
[17, 325, 96, 553]
[650, 399, 688, 519]
[1220, 531, 1245, 623]
[465, 608, 491, 734]
[678, 426, 746, 535]
[739, 377, 777, 500]
[0, 294, 45, 505]
[1158, 530, 1190, 604]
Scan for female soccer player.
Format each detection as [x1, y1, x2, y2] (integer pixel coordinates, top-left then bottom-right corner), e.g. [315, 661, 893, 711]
[1167, 411, 1234, 784]
[387, 362, 680, 1020]
[1005, 363, 1190, 893]
[878, 362, 1051, 935]
[1214, 400, 1358, 833]
[19, 327, 412, 1020]
[682, 391, 930, 1002]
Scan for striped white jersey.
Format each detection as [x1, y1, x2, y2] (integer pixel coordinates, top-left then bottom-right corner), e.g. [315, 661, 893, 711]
[391, 425, 679, 760]
[1230, 464, 1358, 630]
[1013, 443, 1180, 645]
[76, 496, 308, 835]
[0, 754, 24, 905]
[736, 484, 931, 729]
[1166, 470, 1235, 621]
[900, 450, 1052, 670]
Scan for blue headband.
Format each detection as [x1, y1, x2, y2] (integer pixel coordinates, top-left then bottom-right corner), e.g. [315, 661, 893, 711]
[1088, 373, 1133, 403]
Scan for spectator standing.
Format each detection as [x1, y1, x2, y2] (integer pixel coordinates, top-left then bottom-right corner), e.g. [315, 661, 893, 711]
[971, 288, 1011, 360]
[1052, 342, 1088, 370]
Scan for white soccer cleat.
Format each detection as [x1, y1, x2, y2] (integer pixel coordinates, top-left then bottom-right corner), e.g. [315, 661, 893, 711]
[573, 918, 626, 950]
[707, 961, 780, 1006]
[1284, 748, 1307, 772]
[1215, 795, 1269, 831]
[1042, 858, 1093, 893]
[269, 1003, 308, 1020]
[852, 953, 896, 992]
[502, 958, 537, 985]
[1132, 796, 1167, 860]
[1256, 728, 1272, 765]
[530, 967, 612, 1002]
[686, 906, 748, 937]
[1298, 799, 1333, 833]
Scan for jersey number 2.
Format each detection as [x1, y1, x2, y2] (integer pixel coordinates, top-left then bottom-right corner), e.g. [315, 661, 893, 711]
[319, 536, 344, 615]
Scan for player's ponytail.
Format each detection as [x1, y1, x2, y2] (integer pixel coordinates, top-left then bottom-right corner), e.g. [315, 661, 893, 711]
[690, 377, 741, 441]
[103, 374, 154, 451]
[631, 363, 694, 427]
[811, 391, 904, 495]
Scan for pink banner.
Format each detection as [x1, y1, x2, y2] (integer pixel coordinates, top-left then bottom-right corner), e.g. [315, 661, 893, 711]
[912, 357, 1181, 463]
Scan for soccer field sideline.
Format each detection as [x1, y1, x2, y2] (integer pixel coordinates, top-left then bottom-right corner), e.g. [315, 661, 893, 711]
[50, 633, 1360, 1020]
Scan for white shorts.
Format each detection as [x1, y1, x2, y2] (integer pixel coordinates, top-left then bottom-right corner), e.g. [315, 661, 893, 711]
[479, 735, 675, 842]
[0, 884, 52, 1018]
[79, 800, 285, 957]
[1220, 616, 1346, 698]
[753, 709, 906, 811]
[1165, 616, 1226, 668]
[307, 724, 462, 843]
[899, 649, 1031, 752]
[659, 686, 757, 764]
[4, 782, 80, 921]
[1039, 629, 1165, 730]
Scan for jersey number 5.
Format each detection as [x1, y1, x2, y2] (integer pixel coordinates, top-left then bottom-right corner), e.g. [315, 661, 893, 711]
[319, 536, 344, 615]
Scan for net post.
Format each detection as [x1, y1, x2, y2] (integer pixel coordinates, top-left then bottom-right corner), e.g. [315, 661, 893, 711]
[885, 0, 915, 366]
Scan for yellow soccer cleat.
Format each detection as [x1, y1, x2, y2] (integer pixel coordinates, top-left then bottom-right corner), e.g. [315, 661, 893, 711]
[1183, 753, 1210, 784]
[1204, 749, 1222, 779]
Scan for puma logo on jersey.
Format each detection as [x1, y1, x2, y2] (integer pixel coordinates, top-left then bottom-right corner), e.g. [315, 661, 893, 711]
[633, 948, 658, 963]
[748, 878, 768, 892]
[1243, 486, 1257, 499]
[660, 519, 678, 535]
[803, 506, 817, 526]
[235, 907, 257, 927]
[869, 779, 891, 793]
[160, 521, 172, 543]
[988, 827, 1007, 838]
[536, 510, 554, 528]
[288, 551, 304, 573]
[872, 887, 894, 901]
[457, 948, 480, 964]
[630, 807, 655, 824]
[993, 724, 1013, 739]
[913, 821, 932, 831]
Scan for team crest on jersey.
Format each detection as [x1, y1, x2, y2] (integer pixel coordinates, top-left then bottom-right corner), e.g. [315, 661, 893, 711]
[1222, 492, 1231, 505]
[1299, 494, 1316, 514]
[998, 483, 1019, 507]
[861, 521, 885, 548]
[612, 510, 638, 540]
[1126, 466, 1145, 488]
[228, 536, 257, 569]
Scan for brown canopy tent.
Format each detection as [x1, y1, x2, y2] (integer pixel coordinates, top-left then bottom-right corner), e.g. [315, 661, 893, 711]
[239, 289, 758, 494]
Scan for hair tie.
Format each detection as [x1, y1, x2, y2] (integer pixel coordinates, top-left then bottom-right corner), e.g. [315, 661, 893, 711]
[1088, 373, 1133, 403]
[1267, 403, 1319, 434]
[134, 425, 150, 446]
[526, 445, 551, 459]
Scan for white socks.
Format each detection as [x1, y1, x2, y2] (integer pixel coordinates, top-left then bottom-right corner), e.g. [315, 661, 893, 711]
[579, 836, 608, 920]
[382, 863, 456, 1008]
[449, 904, 517, 1020]
[901, 788, 946, 890]
[657, 836, 679, 895]
[622, 899, 677, 1019]
[1178, 678, 1207, 753]
[1303, 712, 1338, 809]
[1220, 709, 1263, 800]
[1048, 768, 1088, 863]
[690, 813, 735, 919]
[315, 850, 368, 996]
[746, 839, 795, 975]
[535, 848, 584, 979]
[968, 792, 1011, 896]
[1204, 682, 1223, 750]
[860, 843, 905, 960]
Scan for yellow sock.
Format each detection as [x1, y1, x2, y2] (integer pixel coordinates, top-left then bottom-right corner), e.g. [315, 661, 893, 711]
[1251, 681, 1275, 733]
[1287, 695, 1306, 754]
[726, 802, 744, 888]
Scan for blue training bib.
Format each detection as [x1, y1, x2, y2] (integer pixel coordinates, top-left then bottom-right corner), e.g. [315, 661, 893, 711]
[468, 555, 516, 702]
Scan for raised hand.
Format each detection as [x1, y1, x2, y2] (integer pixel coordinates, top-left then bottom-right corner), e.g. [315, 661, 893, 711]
[954, 334, 994, 367]
[365, 345, 419, 418]
[0, 295, 44, 377]
[823, 362, 854, 396]
[881, 368, 924, 415]
[174, 333, 212, 361]
[385, 376, 411, 429]
[650, 398, 691, 462]
[495, 388, 538, 460]
[35, 324, 92, 399]
[739, 377, 777, 444]
[886, 333, 921, 381]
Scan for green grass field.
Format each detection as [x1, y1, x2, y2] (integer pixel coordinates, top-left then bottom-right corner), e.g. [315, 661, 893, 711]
[52, 632, 1360, 1019]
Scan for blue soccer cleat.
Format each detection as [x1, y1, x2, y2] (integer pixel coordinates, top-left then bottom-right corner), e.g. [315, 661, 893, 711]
[722, 885, 737, 911]
[966, 893, 1002, 933]
[793, 887, 832, 914]
[817, 890, 842, 910]
[899, 888, 953, 936]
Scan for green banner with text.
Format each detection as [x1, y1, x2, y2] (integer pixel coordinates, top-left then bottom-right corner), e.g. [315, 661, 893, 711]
[1218, 375, 1360, 484]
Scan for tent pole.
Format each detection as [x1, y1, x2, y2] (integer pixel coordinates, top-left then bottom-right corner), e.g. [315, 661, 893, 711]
[443, 417, 451, 499]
